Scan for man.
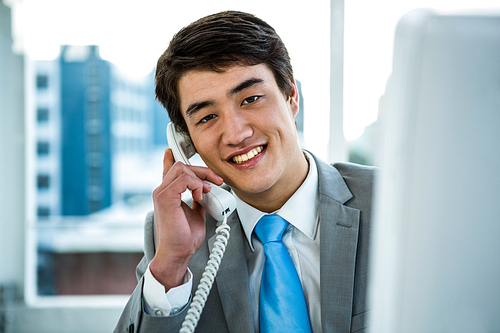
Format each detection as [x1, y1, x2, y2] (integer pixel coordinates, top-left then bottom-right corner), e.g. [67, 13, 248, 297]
[115, 11, 375, 333]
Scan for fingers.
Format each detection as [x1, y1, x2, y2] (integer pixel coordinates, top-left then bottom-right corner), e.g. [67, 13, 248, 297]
[161, 148, 223, 186]
[166, 172, 207, 202]
[163, 163, 221, 197]
[155, 149, 224, 205]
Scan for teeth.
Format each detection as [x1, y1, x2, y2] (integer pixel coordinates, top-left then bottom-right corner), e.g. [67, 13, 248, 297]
[232, 146, 263, 164]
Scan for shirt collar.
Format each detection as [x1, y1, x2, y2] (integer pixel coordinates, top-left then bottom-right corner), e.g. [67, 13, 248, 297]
[233, 151, 319, 251]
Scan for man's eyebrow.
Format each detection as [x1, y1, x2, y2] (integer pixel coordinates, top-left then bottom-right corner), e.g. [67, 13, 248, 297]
[185, 100, 214, 118]
[184, 78, 264, 118]
[229, 78, 264, 96]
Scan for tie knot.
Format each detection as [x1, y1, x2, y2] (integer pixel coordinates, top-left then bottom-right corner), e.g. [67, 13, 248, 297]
[254, 214, 289, 244]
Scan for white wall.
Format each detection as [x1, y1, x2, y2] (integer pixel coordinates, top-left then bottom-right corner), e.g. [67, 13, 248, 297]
[0, 0, 25, 295]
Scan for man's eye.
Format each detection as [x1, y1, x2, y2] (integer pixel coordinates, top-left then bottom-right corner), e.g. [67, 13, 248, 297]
[199, 114, 216, 124]
[241, 96, 259, 105]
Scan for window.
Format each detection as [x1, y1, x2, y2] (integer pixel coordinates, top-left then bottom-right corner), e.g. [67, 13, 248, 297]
[37, 174, 50, 189]
[37, 141, 50, 155]
[88, 133, 101, 152]
[89, 166, 101, 185]
[37, 107, 49, 122]
[88, 101, 100, 119]
[88, 199, 102, 213]
[36, 74, 48, 89]
[37, 206, 50, 217]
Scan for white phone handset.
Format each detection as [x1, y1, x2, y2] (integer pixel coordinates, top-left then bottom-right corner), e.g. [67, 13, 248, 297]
[166, 122, 236, 221]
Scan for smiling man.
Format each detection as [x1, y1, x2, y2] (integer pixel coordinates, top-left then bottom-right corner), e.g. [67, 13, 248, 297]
[179, 64, 307, 212]
[115, 11, 375, 333]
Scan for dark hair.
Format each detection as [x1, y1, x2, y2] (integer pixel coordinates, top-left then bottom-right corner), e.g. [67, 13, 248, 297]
[155, 11, 294, 136]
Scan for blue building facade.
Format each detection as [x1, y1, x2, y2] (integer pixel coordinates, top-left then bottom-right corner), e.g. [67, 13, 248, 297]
[35, 45, 171, 218]
[60, 46, 112, 215]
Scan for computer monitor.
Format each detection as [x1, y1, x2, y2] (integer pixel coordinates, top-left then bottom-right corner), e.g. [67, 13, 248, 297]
[368, 9, 500, 332]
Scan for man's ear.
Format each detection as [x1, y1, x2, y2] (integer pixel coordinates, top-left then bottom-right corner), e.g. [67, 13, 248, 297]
[289, 80, 300, 118]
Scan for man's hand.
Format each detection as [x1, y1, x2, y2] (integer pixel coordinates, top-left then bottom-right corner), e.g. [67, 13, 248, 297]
[149, 148, 224, 291]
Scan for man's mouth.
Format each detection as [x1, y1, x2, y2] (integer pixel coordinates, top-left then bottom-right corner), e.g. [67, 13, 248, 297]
[231, 146, 264, 164]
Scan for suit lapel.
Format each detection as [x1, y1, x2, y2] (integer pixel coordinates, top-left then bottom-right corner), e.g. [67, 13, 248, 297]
[314, 156, 361, 332]
[207, 211, 254, 332]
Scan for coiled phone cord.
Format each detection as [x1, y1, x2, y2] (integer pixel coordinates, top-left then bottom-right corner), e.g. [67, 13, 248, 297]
[179, 213, 231, 333]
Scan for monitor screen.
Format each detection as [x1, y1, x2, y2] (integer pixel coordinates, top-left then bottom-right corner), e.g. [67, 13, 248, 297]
[369, 9, 500, 332]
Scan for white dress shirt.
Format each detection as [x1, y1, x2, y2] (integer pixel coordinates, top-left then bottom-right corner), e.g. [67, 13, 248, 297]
[143, 151, 322, 332]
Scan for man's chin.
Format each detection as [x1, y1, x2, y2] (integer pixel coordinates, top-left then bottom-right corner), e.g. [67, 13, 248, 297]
[228, 181, 274, 198]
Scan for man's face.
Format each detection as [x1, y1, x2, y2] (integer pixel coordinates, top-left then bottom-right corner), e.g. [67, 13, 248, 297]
[178, 64, 303, 200]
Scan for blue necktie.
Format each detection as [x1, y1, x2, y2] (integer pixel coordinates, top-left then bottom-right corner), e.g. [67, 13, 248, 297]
[254, 214, 312, 333]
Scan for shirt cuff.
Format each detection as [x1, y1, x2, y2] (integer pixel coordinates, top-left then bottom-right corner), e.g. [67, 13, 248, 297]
[143, 263, 192, 317]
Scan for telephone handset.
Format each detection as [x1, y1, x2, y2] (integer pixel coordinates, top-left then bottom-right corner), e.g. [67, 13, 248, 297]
[166, 122, 235, 333]
[166, 122, 236, 221]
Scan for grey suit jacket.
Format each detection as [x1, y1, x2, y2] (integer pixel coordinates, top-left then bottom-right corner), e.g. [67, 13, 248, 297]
[115, 155, 375, 333]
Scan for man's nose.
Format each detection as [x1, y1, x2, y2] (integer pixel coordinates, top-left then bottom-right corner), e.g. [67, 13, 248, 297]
[220, 110, 253, 146]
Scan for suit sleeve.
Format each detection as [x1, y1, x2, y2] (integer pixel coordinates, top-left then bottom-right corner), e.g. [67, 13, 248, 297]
[113, 211, 191, 333]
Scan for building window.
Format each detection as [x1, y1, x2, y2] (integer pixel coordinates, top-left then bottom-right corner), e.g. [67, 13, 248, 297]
[88, 134, 100, 152]
[89, 199, 101, 213]
[87, 86, 100, 102]
[37, 141, 50, 155]
[36, 74, 49, 89]
[37, 174, 50, 189]
[88, 101, 100, 120]
[37, 206, 50, 217]
[89, 166, 101, 186]
[37, 108, 49, 122]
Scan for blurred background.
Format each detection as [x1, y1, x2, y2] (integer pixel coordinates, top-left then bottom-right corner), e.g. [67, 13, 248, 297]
[0, 0, 498, 332]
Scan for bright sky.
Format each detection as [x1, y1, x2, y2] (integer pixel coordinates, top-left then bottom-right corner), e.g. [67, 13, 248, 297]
[8, 0, 500, 158]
